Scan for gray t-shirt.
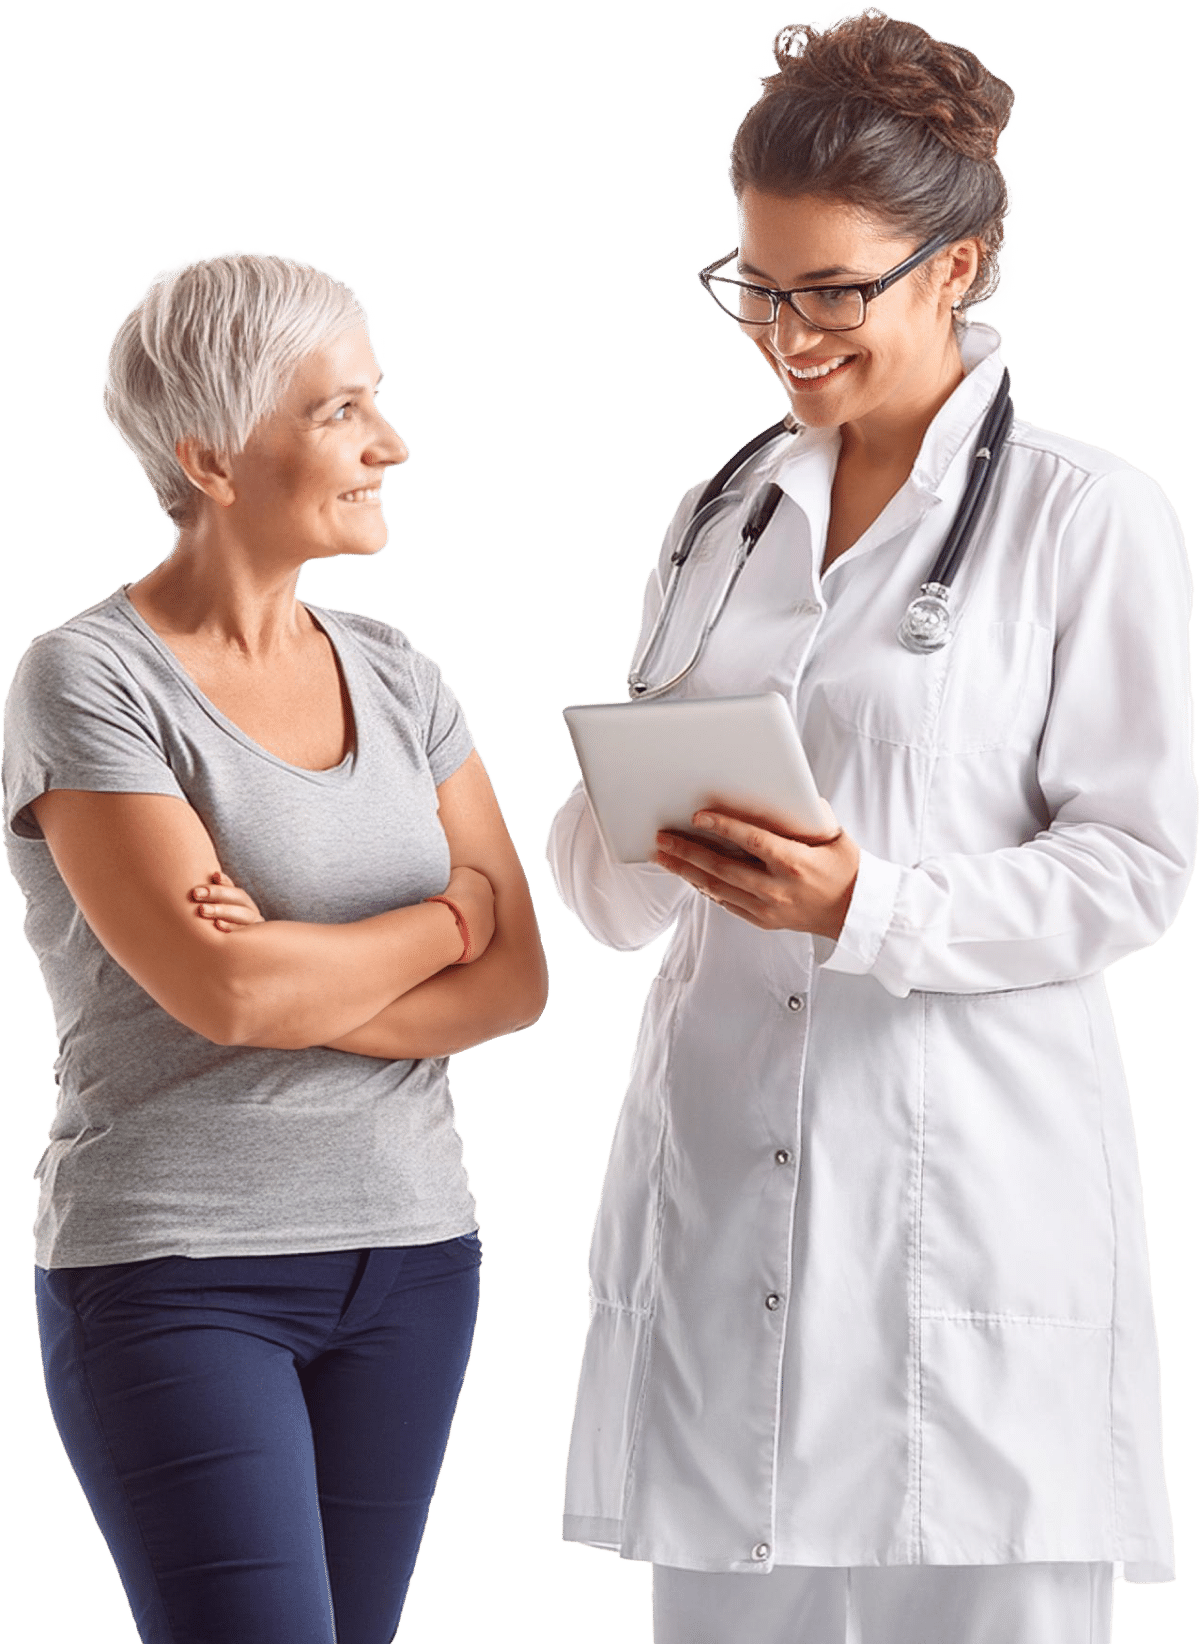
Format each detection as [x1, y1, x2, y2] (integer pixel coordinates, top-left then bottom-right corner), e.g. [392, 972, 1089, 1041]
[3, 586, 478, 1268]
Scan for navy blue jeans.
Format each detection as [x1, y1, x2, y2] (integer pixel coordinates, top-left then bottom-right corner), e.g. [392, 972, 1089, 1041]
[35, 1237, 481, 1644]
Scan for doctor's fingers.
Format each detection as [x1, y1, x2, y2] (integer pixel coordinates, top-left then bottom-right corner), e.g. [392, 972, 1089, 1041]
[654, 832, 778, 894]
[654, 857, 775, 925]
[689, 808, 843, 858]
[653, 840, 784, 922]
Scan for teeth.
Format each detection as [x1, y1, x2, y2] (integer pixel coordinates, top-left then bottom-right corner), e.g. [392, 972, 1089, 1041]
[784, 357, 850, 381]
[339, 487, 381, 503]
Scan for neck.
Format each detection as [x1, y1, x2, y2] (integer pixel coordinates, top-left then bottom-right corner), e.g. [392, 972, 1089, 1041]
[127, 512, 313, 659]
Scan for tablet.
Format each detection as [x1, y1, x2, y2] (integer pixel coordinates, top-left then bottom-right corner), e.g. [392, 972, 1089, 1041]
[563, 693, 826, 864]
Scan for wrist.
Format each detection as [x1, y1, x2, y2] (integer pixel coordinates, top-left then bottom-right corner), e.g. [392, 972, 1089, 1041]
[425, 894, 472, 964]
[814, 838, 860, 941]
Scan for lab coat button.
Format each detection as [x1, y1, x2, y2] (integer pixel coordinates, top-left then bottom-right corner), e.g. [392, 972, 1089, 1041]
[787, 994, 805, 1012]
[753, 1542, 771, 1561]
[765, 1292, 782, 1310]
[774, 1148, 791, 1166]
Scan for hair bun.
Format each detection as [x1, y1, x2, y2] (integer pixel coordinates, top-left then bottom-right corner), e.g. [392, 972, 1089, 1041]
[774, 12, 1012, 163]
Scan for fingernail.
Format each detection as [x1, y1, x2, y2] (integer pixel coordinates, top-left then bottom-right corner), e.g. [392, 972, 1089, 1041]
[694, 814, 714, 829]
[193, 887, 208, 899]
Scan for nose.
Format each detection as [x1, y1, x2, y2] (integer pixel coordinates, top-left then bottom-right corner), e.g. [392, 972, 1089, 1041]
[365, 407, 408, 468]
[769, 298, 827, 354]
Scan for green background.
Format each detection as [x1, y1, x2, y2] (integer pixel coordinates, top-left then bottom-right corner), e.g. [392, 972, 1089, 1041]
[2, 0, 1190, 1637]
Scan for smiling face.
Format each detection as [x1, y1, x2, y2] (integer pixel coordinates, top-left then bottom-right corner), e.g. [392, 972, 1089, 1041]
[217, 324, 407, 564]
[735, 189, 978, 437]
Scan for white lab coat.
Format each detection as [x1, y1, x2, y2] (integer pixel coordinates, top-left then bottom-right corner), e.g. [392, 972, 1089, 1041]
[547, 325, 1195, 1582]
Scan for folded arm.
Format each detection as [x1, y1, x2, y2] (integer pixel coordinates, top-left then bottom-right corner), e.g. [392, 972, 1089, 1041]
[322, 751, 547, 1059]
[32, 787, 471, 1048]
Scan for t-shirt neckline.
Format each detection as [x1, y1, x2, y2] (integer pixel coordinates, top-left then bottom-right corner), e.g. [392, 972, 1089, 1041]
[111, 585, 358, 783]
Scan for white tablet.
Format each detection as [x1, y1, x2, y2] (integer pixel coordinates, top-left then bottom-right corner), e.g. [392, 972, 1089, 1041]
[563, 693, 826, 864]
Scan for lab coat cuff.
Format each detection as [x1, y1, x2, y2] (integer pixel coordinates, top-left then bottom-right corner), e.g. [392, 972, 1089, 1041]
[817, 849, 904, 976]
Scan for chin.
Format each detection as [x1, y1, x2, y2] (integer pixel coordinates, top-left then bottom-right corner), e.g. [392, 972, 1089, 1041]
[785, 392, 844, 430]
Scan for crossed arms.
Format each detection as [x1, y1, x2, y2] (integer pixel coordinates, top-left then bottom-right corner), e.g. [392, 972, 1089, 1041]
[31, 750, 547, 1059]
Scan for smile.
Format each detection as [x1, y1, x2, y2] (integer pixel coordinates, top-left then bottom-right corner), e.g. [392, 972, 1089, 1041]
[780, 355, 854, 386]
[338, 487, 381, 504]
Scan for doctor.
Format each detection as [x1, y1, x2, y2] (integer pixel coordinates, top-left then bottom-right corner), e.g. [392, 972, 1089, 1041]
[548, 14, 1195, 1644]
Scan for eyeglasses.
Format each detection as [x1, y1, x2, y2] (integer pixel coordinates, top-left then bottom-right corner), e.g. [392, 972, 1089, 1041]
[698, 233, 951, 333]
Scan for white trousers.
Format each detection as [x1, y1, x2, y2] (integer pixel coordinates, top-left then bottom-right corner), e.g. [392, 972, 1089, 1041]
[652, 1562, 1114, 1644]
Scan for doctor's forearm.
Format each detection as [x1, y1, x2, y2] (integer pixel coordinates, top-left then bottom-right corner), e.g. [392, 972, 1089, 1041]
[548, 785, 687, 948]
[824, 827, 1194, 999]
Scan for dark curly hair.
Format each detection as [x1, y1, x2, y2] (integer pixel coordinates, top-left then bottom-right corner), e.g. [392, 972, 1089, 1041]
[730, 12, 1014, 309]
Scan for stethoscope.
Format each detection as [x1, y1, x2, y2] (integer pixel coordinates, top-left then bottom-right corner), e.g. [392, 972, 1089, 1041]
[628, 369, 1013, 700]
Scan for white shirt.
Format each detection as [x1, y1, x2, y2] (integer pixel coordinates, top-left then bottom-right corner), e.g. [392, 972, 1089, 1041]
[547, 325, 1195, 1581]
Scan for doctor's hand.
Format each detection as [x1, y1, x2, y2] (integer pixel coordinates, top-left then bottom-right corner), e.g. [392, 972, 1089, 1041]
[655, 804, 859, 941]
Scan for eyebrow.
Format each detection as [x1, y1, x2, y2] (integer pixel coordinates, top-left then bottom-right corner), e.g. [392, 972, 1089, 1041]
[737, 259, 865, 285]
[307, 372, 384, 414]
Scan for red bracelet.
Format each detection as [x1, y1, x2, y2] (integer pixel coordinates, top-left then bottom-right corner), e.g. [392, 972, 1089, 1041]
[425, 895, 472, 965]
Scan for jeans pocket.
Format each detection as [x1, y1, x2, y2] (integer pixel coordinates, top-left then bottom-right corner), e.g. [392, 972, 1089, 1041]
[59, 1255, 190, 1321]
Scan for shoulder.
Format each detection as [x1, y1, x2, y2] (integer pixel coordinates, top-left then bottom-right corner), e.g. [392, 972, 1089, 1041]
[1005, 419, 1178, 520]
[1002, 424, 1188, 622]
[306, 604, 454, 706]
[6, 595, 148, 710]
[311, 604, 413, 654]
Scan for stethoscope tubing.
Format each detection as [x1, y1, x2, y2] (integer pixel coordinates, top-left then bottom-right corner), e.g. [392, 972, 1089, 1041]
[628, 372, 1013, 696]
[628, 419, 800, 699]
[925, 369, 1013, 591]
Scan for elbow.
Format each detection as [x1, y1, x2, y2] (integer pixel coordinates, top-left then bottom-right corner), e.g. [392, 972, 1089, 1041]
[516, 968, 550, 1031]
[501, 948, 549, 1035]
[179, 970, 294, 1049]
[184, 981, 265, 1048]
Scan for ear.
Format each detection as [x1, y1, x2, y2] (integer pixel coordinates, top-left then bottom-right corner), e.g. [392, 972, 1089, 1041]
[175, 438, 237, 508]
[939, 239, 981, 312]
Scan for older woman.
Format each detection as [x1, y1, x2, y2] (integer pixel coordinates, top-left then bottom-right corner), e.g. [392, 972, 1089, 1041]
[3, 255, 547, 1644]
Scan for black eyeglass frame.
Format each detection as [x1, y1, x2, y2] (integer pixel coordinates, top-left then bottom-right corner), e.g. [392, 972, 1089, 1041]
[698, 232, 953, 332]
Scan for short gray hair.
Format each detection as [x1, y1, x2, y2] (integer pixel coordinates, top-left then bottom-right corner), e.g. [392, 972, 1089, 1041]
[104, 254, 364, 525]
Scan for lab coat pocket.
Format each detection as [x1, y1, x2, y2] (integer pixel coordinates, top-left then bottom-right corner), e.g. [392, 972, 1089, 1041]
[588, 976, 682, 1314]
[933, 619, 1052, 754]
[814, 618, 1050, 753]
[565, 1302, 651, 1538]
[918, 983, 1114, 1324]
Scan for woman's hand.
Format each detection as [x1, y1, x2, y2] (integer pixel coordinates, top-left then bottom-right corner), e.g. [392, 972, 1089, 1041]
[441, 864, 496, 963]
[189, 871, 265, 933]
[189, 862, 497, 964]
[655, 804, 860, 941]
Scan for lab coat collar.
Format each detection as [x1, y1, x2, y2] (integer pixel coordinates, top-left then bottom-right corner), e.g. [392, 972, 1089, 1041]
[910, 322, 1005, 497]
[770, 322, 1006, 522]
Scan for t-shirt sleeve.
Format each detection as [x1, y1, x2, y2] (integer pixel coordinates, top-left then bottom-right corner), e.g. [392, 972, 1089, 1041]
[407, 644, 474, 786]
[3, 628, 187, 841]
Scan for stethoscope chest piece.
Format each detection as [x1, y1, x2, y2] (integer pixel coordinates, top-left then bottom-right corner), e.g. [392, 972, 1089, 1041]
[898, 582, 952, 653]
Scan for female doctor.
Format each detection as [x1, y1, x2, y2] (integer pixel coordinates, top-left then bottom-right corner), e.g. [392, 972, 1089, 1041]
[548, 14, 1195, 1644]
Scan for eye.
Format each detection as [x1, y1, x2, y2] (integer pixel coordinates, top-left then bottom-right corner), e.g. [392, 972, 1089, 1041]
[331, 401, 353, 422]
[806, 286, 853, 309]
